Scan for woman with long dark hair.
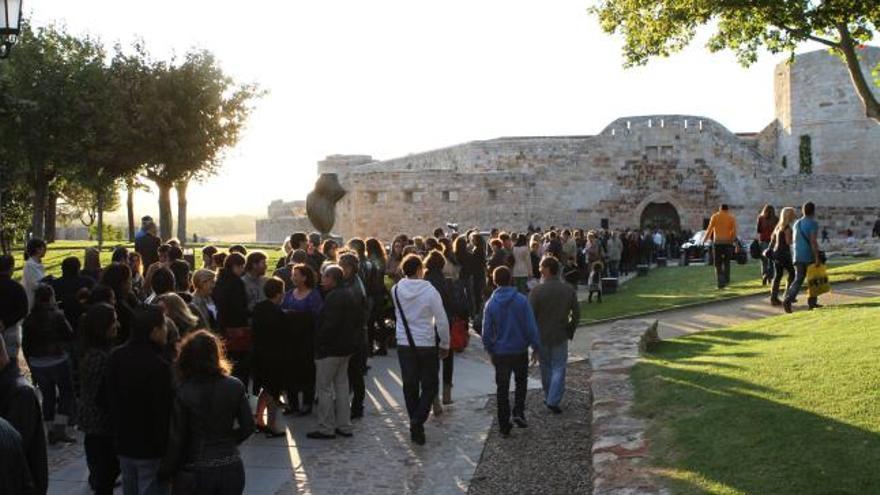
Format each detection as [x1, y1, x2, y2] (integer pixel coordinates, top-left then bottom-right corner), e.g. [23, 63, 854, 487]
[100, 262, 139, 344]
[78, 303, 120, 494]
[422, 251, 454, 415]
[769, 207, 797, 306]
[158, 330, 254, 494]
[757, 204, 778, 285]
[212, 253, 252, 392]
[22, 284, 76, 444]
[469, 231, 488, 335]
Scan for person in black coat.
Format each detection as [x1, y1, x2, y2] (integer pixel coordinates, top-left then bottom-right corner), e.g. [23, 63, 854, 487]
[423, 251, 455, 411]
[105, 306, 173, 495]
[99, 263, 140, 345]
[0, 337, 48, 495]
[251, 277, 289, 437]
[0, 254, 28, 363]
[0, 416, 37, 495]
[212, 253, 252, 390]
[135, 223, 162, 271]
[49, 257, 95, 330]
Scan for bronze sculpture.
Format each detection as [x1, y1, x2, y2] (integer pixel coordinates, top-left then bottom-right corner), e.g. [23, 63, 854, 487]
[306, 173, 346, 235]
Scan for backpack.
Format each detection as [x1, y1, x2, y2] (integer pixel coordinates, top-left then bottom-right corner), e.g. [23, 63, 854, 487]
[749, 239, 763, 260]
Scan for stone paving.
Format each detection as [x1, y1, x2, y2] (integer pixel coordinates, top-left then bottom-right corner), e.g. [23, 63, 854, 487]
[47, 337, 540, 495]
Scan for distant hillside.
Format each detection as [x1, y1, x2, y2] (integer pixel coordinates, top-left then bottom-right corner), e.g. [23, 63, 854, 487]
[101, 213, 258, 243]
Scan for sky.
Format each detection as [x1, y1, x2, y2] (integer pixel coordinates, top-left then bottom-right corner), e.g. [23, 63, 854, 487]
[31, 0, 822, 218]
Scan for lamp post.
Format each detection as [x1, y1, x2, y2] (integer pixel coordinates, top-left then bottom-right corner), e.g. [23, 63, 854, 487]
[0, 0, 22, 59]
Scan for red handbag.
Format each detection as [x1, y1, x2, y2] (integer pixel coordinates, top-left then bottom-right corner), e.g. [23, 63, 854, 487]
[223, 326, 252, 353]
[450, 317, 470, 353]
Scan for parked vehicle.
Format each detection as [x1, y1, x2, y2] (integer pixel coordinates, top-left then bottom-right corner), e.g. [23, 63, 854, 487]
[680, 230, 748, 265]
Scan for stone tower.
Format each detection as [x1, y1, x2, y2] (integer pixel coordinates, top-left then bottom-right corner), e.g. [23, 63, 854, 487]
[774, 47, 880, 175]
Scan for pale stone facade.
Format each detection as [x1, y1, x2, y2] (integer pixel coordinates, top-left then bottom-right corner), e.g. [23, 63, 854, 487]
[264, 48, 880, 242]
[255, 200, 313, 243]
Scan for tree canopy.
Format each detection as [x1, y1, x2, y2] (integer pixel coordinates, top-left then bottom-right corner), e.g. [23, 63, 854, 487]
[591, 0, 880, 121]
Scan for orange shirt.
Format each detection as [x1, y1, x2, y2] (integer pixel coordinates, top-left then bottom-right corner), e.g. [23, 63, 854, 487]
[705, 210, 737, 243]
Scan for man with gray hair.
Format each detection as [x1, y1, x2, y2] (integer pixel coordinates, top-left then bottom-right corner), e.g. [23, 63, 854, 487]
[308, 265, 362, 440]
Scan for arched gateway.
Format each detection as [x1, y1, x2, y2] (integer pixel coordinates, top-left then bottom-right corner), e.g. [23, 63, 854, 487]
[640, 202, 681, 232]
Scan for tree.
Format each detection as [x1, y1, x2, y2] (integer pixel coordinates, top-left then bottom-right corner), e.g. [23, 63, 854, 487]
[0, 24, 106, 240]
[144, 50, 261, 242]
[591, 1, 880, 122]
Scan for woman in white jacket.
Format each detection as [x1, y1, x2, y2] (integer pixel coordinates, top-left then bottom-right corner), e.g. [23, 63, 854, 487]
[391, 254, 450, 446]
[22, 238, 47, 309]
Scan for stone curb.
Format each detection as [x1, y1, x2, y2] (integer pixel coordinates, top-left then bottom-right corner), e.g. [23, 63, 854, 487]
[579, 275, 880, 328]
[588, 319, 671, 495]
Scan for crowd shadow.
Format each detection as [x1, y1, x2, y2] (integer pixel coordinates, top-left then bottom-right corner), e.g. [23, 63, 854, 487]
[635, 333, 880, 494]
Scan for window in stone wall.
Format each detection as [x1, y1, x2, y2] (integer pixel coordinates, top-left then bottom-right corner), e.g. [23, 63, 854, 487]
[488, 189, 497, 200]
[781, 155, 788, 169]
[799, 135, 813, 174]
[442, 190, 459, 202]
[404, 191, 414, 203]
[368, 192, 378, 204]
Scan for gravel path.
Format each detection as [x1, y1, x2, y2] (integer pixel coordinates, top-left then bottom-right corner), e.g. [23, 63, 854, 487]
[468, 360, 592, 495]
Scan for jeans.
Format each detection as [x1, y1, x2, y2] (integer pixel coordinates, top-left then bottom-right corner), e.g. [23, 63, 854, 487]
[119, 456, 169, 495]
[85, 434, 120, 495]
[397, 346, 440, 427]
[315, 355, 352, 435]
[771, 258, 794, 301]
[538, 342, 567, 408]
[783, 262, 818, 307]
[30, 358, 75, 421]
[492, 353, 529, 426]
[170, 460, 245, 495]
[713, 244, 734, 288]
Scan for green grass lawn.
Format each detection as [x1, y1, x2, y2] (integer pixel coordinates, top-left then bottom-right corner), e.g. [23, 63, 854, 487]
[632, 298, 880, 494]
[580, 258, 880, 324]
[6, 240, 285, 281]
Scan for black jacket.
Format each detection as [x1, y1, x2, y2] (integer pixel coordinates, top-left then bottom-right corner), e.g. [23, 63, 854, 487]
[213, 272, 250, 329]
[315, 286, 361, 359]
[22, 308, 74, 361]
[0, 363, 48, 495]
[251, 300, 290, 395]
[48, 274, 94, 329]
[424, 268, 453, 323]
[159, 375, 253, 478]
[0, 417, 36, 495]
[105, 338, 173, 459]
[135, 233, 162, 269]
[0, 275, 28, 330]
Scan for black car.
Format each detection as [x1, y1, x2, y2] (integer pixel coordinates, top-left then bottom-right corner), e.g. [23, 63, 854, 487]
[680, 230, 748, 265]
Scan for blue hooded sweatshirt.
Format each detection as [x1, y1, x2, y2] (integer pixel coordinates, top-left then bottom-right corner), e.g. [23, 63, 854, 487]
[482, 286, 541, 356]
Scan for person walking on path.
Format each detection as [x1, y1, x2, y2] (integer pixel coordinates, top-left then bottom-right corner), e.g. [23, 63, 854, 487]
[106, 306, 173, 495]
[158, 331, 254, 494]
[702, 204, 738, 289]
[769, 207, 797, 307]
[783, 202, 823, 313]
[307, 266, 361, 440]
[391, 254, 450, 445]
[757, 205, 778, 286]
[528, 257, 579, 414]
[483, 266, 541, 437]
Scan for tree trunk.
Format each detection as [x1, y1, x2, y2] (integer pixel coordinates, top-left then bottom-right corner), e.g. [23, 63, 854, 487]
[175, 180, 188, 245]
[44, 191, 57, 243]
[31, 174, 47, 240]
[837, 24, 880, 123]
[157, 181, 173, 242]
[126, 178, 136, 242]
[97, 194, 105, 248]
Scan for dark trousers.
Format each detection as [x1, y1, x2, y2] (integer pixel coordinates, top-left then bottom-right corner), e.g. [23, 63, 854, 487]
[85, 434, 120, 495]
[492, 353, 529, 426]
[442, 351, 454, 386]
[30, 358, 75, 421]
[713, 244, 734, 288]
[771, 258, 794, 301]
[171, 459, 245, 495]
[784, 262, 818, 307]
[347, 346, 367, 415]
[397, 346, 440, 427]
[228, 350, 253, 394]
[470, 274, 486, 335]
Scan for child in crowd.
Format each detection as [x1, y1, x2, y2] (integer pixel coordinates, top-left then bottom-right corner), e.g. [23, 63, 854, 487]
[587, 262, 603, 303]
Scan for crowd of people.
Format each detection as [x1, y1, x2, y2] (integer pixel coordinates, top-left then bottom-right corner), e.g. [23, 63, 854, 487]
[0, 201, 833, 494]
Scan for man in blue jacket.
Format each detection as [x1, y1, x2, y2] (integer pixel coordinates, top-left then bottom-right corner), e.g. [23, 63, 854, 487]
[483, 266, 541, 437]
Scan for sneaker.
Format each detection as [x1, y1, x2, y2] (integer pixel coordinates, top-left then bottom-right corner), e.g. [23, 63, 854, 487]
[809, 303, 824, 310]
[513, 415, 528, 428]
[547, 404, 563, 414]
[783, 301, 793, 314]
[334, 429, 353, 438]
[499, 423, 513, 437]
[770, 297, 782, 307]
[410, 425, 426, 445]
[306, 431, 336, 440]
